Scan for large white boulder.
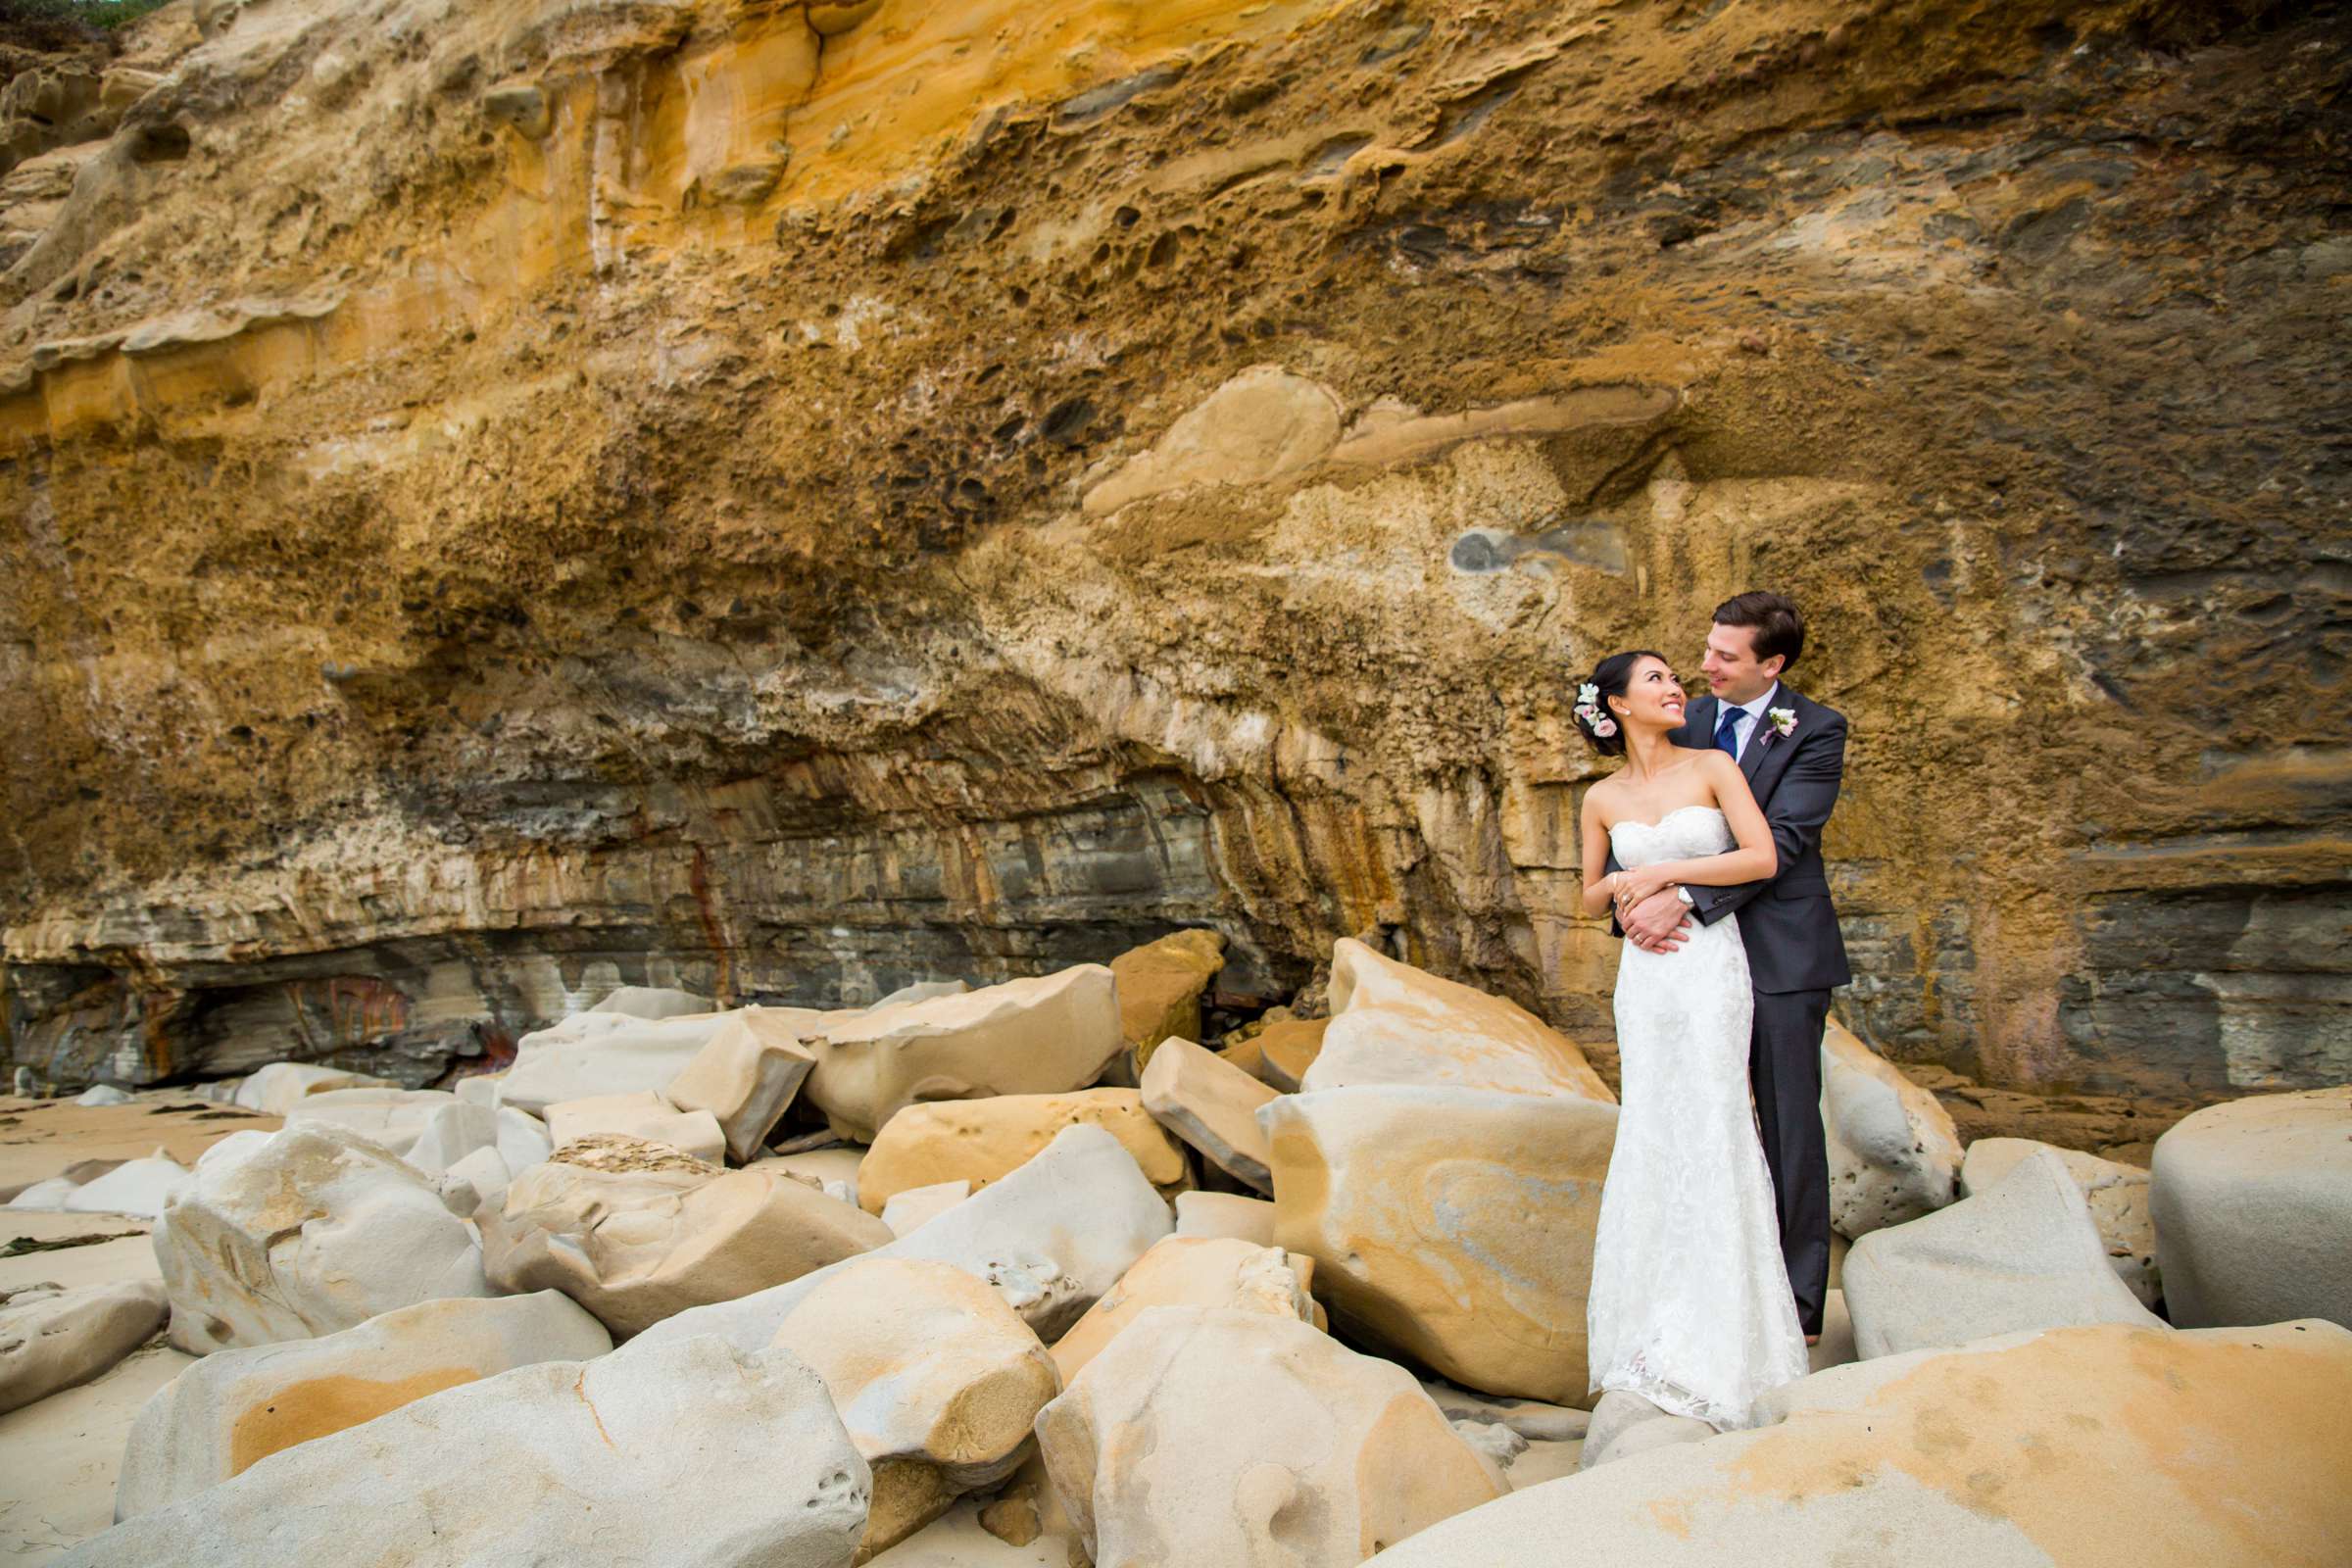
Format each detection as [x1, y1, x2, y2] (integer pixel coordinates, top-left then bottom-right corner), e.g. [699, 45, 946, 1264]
[631, 1123, 1172, 1355]
[774, 1257, 1059, 1556]
[0, 1280, 168, 1415]
[153, 1124, 492, 1354]
[1373, 1320, 2352, 1566]
[480, 1136, 890, 1339]
[1036, 1305, 1506, 1566]
[800, 966, 1125, 1143]
[230, 1063, 395, 1117]
[666, 1007, 818, 1162]
[1261, 1084, 1618, 1402]
[1300, 939, 1613, 1101]
[63, 1337, 871, 1567]
[498, 1010, 746, 1116]
[856, 1088, 1187, 1216]
[2151, 1086, 2351, 1330]
[117, 1291, 612, 1518]
[1960, 1136, 2159, 1307]
[62, 1152, 193, 1218]
[1843, 1147, 2163, 1358]
[284, 1089, 459, 1162]
[1821, 1020, 1962, 1240]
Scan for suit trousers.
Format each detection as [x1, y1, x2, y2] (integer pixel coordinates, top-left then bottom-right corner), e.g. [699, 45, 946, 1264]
[1750, 987, 1833, 1336]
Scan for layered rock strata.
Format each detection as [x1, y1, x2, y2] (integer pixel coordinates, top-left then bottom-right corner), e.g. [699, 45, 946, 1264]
[0, 0, 2344, 1117]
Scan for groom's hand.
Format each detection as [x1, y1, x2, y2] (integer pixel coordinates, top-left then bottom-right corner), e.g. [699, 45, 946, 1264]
[1621, 889, 1692, 953]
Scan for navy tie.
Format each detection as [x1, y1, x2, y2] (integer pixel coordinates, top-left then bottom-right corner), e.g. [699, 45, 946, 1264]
[1714, 706, 1743, 758]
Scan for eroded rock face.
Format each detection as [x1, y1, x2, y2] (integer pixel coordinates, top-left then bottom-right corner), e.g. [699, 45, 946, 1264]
[63, 1338, 873, 1568]
[154, 1125, 491, 1355]
[116, 1291, 613, 1519]
[1261, 1085, 1618, 1403]
[479, 1135, 891, 1338]
[0, 0, 2338, 1122]
[1036, 1305, 1507, 1567]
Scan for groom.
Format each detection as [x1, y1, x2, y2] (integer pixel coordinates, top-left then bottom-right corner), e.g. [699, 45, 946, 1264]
[1613, 590, 1850, 1341]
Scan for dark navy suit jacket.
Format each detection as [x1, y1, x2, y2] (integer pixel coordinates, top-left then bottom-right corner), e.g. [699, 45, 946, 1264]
[1611, 685, 1852, 996]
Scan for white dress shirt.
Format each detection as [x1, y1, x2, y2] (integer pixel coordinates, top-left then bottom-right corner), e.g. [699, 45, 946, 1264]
[1716, 683, 1782, 760]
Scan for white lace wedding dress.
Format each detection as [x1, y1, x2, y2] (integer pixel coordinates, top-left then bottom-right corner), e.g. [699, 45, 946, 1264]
[1587, 805, 1809, 1429]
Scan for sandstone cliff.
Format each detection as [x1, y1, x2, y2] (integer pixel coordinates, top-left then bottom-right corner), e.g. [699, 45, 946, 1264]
[0, 0, 2343, 1102]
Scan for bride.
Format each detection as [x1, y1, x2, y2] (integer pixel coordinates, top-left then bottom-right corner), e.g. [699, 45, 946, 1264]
[1574, 649, 1809, 1429]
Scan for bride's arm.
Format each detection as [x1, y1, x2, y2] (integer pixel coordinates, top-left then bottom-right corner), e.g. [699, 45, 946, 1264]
[1613, 755, 1779, 906]
[1579, 789, 1628, 918]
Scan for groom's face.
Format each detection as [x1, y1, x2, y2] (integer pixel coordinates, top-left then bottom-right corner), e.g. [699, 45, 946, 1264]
[1701, 622, 1784, 706]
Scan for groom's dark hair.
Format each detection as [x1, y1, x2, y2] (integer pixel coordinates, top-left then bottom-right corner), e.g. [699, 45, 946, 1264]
[1713, 591, 1804, 671]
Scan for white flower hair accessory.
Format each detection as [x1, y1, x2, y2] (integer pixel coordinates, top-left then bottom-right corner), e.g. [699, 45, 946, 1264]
[1574, 681, 1617, 738]
[1767, 706, 1797, 739]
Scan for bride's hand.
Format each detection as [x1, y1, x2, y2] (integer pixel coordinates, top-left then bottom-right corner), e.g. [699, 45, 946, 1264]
[1614, 868, 1672, 910]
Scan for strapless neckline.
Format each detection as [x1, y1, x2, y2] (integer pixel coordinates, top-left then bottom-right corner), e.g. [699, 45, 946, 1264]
[1610, 804, 1727, 835]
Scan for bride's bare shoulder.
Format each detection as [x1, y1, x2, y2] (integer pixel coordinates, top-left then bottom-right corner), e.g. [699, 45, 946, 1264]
[1582, 770, 1628, 817]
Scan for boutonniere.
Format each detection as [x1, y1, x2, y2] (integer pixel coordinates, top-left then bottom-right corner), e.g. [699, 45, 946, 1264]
[1767, 707, 1797, 740]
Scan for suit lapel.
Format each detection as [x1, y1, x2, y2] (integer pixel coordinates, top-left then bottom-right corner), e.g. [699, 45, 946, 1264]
[1740, 685, 1794, 794]
[1680, 694, 1718, 751]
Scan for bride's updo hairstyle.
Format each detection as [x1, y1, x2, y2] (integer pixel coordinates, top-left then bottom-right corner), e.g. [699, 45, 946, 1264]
[1571, 649, 1665, 760]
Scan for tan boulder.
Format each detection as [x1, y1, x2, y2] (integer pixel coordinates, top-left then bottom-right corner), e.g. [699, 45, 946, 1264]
[1109, 930, 1226, 1073]
[1376, 1320, 2352, 1566]
[1140, 1036, 1277, 1193]
[801, 966, 1125, 1142]
[1261, 1084, 1619, 1403]
[879, 1180, 968, 1238]
[543, 1090, 725, 1164]
[1961, 1136, 2159, 1306]
[1036, 1305, 1506, 1566]
[1173, 1190, 1277, 1245]
[1823, 1019, 1963, 1239]
[479, 1135, 891, 1338]
[116, 1291, 612, 1517]
[1300, 939, 1613, 1102]
[773, 1257, 1059, 1560]
[664, 1007, 818, 1162]
[857, 1089, 1187, 1216]
[631, 1124, 1174, 1355]
[2150, 1086, 2352, 1331]
[1049, 1236, 1318, 1382]
[1255, 1016, 1329, 1092]
[0, 1279, 167, 1416]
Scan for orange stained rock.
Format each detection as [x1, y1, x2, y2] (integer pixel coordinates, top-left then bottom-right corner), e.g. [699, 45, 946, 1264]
[226, 1368, 478, 1476]
[1721, 1323, 2352, 1566]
